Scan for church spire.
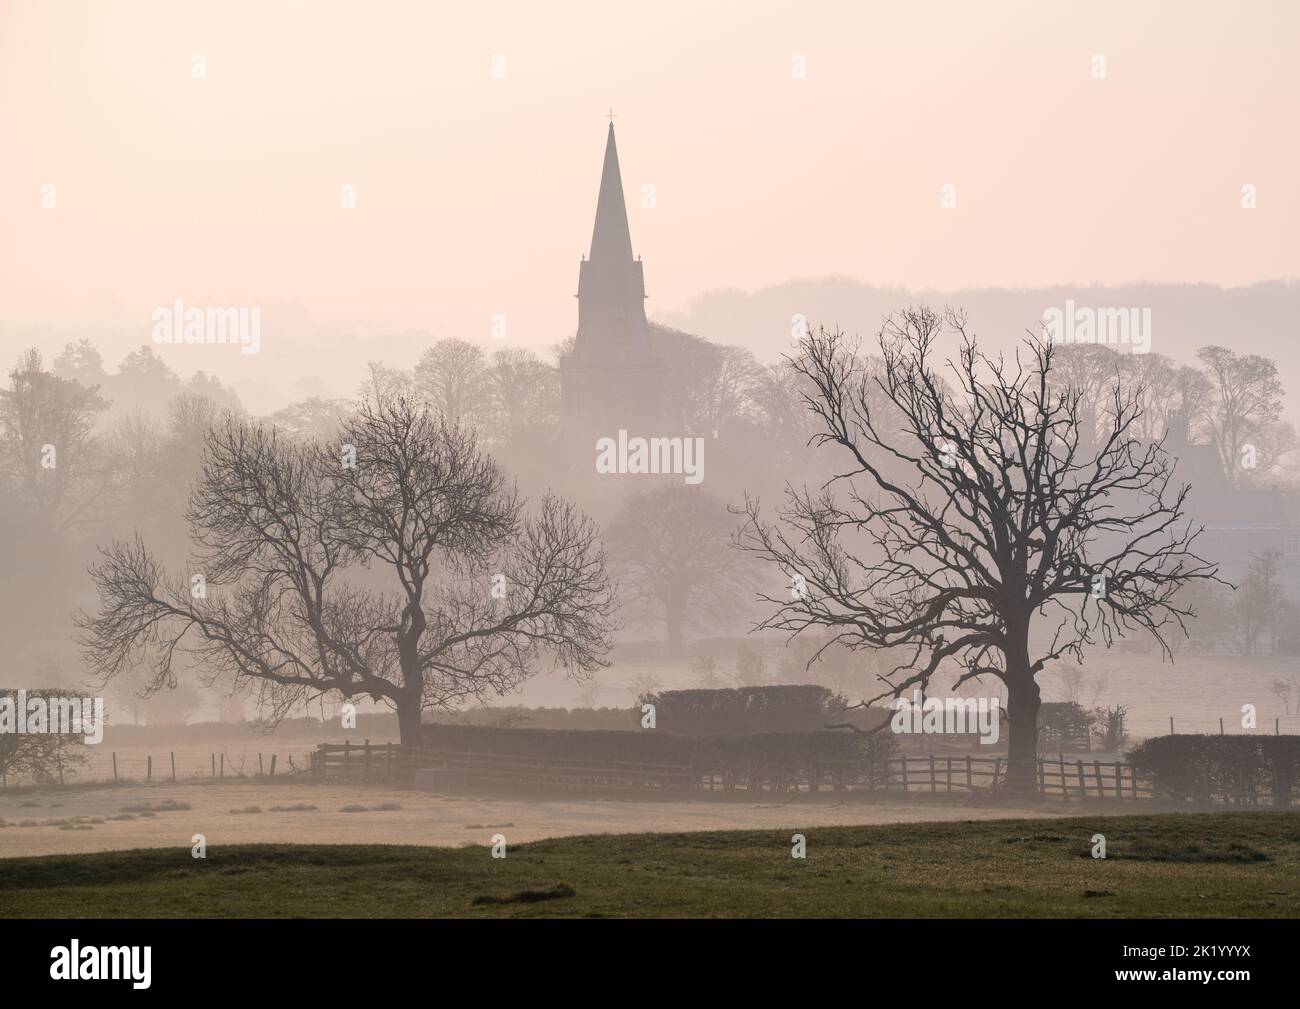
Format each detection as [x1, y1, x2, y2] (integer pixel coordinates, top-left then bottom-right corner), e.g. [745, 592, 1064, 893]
[559, 120, 663, 430]
[589, 123, 634, 264]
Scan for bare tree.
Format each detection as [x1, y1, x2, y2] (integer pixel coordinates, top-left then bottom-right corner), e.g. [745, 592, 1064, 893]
[1049, 344, 1120, 443]
[267, 396, 353, 442]
[0, 689, 89, 786]
[483, 347, 559, 443]
[1118, 352, 1179, 442]
[1197, 345, 1284, 487]
[685, 344, 762, 436]
[607, 486, 754, 649]
[0, 349, 109, 531]
[53, 339, 108, 386]
[1172, 363, 1213, 425]
[79, 395, 617, 745]
[414, 339, 489, 427]
[1230, 550, 1287, 656]
[359, 361, 413, 404]
[738, 309, 1221, 790]
[1271, 677, 1299, 716]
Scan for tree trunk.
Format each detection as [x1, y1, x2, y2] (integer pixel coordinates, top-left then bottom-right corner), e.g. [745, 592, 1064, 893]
[1003, 636, 1041, 793]
[396, 601, 426, 748]
[396, 692, 423, 748]
[665, 592, 685, 654]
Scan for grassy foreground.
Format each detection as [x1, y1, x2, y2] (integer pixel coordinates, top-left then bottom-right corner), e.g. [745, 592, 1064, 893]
[1, 812, 1297, 918]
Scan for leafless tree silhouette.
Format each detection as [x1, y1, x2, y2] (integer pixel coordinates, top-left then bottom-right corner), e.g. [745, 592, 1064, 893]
[738, 308, 1222, 790]
[607, 486, 753, 649]
[78, 395, 617, 744]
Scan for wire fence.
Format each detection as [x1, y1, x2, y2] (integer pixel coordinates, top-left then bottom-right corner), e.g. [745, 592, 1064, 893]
[1, 744, 326, 788]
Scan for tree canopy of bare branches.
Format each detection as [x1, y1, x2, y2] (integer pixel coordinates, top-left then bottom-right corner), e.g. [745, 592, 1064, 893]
[1197, 345, 1286, 487]
[0, 349, 109, 531]
[79, 395, 617, 744]
[738, 308, 1221, 788]
[606, 486, 754, 648]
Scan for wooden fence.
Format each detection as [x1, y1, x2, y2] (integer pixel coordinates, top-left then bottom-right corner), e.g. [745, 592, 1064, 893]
[313, 742, 1155, 800]
[314, 741, 692, 792]
[1, 747, 317, 789]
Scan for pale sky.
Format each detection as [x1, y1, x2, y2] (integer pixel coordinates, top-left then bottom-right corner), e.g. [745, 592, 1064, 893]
[2, 0, 1298, 371]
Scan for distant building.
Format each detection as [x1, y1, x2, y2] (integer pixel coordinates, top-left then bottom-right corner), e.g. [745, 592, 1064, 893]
[559, 125, 667, 432]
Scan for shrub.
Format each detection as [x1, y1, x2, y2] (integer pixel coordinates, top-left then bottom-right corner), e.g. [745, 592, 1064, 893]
[1093, 705, 1129, 751]
[0, 688, 91, 785]
[1127, 735, 1300, 808]
[1037, 702, 1094, 752]
[419, 721, 897, 790]
[644, 684, 867, 735]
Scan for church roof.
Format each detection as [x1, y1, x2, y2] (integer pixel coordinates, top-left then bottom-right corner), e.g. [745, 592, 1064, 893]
[589, 123, 635, 264]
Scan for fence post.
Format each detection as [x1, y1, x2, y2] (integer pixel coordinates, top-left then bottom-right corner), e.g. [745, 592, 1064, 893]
[1092, 760, 1103, 798]
[112, 752, 118, 784]
[1076, 759, 1086, 799]
[211, 753, 215, 778]
[270, 754, 277, 777]
[1219, 717, 1224, 735]
[966, 754, 972, 790]
[1170, 716, 1175, 735]
[259, 753, 264, 777]
[344, 740, 351, 782]
[1037, 758, 1046, 795]
[993, 757, 1003, 792]
[146, 755, 152, 783]
[171, 752, 176, 783]
[929, 754, 936, 793]
[220, 753, 224, 779]
[364, 739, 371, 782]
[1130, 764, 1138, 800]
[387, 743, 393, 782]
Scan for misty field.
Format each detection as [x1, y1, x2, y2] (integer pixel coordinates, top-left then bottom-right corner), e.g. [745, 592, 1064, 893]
[1, 813, 1296, 918]
[0, 778, 1081, 859]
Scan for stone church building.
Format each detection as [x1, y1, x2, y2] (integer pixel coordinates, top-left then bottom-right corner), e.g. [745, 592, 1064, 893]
[559, 124, 669, 434]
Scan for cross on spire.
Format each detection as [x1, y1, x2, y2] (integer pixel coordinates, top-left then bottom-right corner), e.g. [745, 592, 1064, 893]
[606, 107, 617, 123]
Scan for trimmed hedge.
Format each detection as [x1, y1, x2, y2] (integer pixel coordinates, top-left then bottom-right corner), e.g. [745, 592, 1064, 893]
[1127, 735, 1300, 808]
[645, 685, 887, 736]
[419, 722, 897, 788]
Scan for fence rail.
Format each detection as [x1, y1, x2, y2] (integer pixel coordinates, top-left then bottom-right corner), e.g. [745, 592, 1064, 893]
[5, 741, 1278, 807]
[313, 741, 1159, 800]
[313, 741, 694, 793]
[0, 747, 319, 789]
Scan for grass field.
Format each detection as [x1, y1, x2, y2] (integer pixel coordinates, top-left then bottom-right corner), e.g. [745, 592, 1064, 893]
[2, 812, 1296, 918]
[0, 780, 1083, 857]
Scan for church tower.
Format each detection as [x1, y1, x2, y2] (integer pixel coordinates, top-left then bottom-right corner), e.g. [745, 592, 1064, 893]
[559, 123, 665, 431]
